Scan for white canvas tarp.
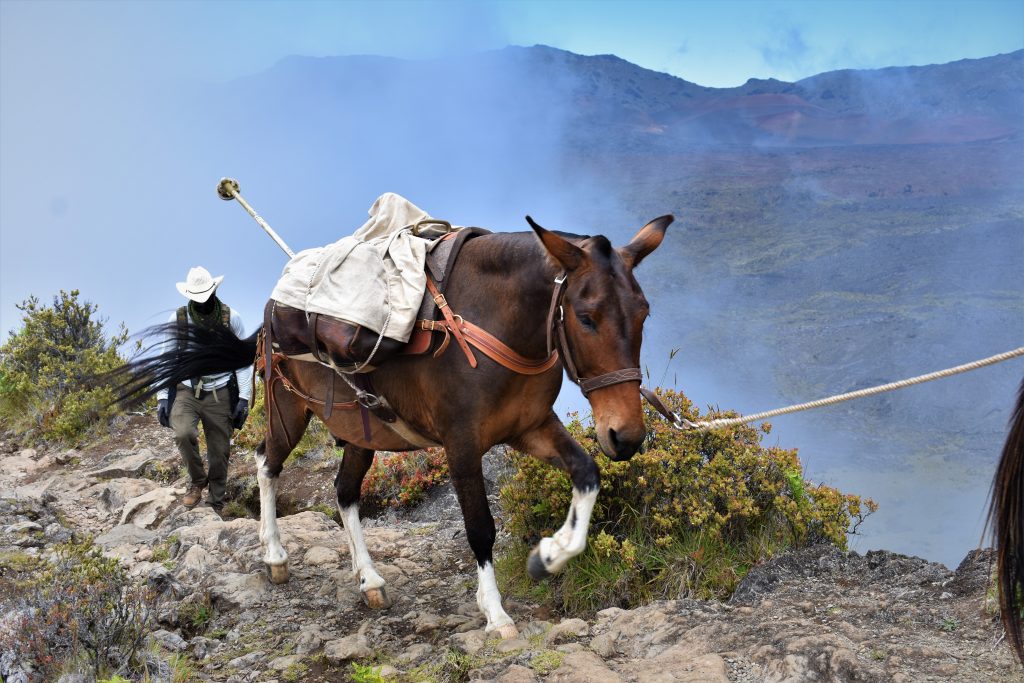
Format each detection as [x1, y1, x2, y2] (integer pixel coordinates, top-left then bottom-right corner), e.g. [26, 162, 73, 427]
[270, 193, 455, 343]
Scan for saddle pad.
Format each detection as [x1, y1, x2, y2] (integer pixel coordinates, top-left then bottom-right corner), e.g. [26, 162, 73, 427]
[270, 193, 461, 343]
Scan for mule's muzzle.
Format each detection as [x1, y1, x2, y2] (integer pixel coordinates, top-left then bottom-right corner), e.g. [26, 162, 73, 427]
[603, 427, 643, 461]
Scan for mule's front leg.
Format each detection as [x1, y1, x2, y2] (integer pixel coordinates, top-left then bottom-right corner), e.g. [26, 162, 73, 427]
[448, 445, 518, 639]
[514, 414, 600, 579]
[529, 486, 598, 578]
[255, 448, 289, 583]
[335, 445, 391, 609]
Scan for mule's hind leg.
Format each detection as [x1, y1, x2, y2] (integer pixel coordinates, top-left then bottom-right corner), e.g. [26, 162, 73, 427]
[512, 412, 600, 578]
[447, 441, 518, 638]
[334, 444, 391, 609]
[255, 389, 311, 584]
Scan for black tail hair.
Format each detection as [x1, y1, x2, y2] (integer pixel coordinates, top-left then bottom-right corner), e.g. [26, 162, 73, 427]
[990, 377, 1024, 664]
[105, 322, 261, 408]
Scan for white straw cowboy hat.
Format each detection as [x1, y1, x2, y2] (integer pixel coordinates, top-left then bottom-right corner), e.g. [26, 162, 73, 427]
[176, 266, 224, 303]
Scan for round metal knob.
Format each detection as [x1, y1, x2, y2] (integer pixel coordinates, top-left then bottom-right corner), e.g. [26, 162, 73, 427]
[217, 177, 240, 201]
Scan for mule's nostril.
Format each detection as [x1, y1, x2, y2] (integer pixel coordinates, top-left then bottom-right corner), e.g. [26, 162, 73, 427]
[606, 426, 641, 460]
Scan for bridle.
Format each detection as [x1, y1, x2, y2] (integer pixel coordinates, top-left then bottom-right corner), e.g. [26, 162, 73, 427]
[545, 271, 689, 429]
[545, 271, 644, 396]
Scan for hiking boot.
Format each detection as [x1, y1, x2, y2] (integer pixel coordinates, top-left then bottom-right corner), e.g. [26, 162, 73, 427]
[182, 485, 204, 508]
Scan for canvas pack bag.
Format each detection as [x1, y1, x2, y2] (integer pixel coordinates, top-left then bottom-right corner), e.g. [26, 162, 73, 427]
[268, 193, 457, 370]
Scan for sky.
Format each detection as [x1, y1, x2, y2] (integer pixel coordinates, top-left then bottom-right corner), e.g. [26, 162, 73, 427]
[2, 0, 1022, 339]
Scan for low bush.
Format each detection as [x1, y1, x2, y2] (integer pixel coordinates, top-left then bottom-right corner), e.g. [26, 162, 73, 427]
[0, 538, 156, 680]
[498, 388, 876, 612]
[360, 449, 449, 511]
[234, 377, 267, 451]
[0, 290, 128, 444]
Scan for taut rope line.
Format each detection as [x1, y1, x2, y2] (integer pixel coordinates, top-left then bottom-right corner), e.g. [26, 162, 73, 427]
[675, 346, 1024, 431]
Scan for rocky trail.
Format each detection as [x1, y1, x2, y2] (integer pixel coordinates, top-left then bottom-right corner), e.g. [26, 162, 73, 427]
[0, 417, 1019, 682]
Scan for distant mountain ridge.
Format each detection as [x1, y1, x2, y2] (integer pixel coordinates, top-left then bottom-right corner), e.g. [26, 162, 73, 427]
[262, 45, 1023, 147]
[508, 45, 1024, 146]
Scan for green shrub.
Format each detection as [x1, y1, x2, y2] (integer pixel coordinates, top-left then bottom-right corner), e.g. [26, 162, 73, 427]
[0, 290, 128, 444]
[350, 661, 387, 683]
[360, 449, 449, 511]
[0, 538, 155, 680]
[498, 389, 876, 612]
[234, 377, 267, 450]
[178, 594, 213, 637]
[303, 501, 339, 518]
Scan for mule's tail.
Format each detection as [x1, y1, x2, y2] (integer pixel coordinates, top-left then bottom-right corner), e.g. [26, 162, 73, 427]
[990, 377, 1024, 664]
[107, 322, 262, 407]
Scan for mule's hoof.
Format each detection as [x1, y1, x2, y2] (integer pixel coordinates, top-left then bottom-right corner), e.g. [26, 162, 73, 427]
[267, 563, 290, 584]
[527, 548, 551, 581]
[362, 587, 392, 610]
[493, 623, 520, 640]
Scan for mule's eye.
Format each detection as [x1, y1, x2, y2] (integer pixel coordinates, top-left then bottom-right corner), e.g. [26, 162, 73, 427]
[577, 313, 597, 331]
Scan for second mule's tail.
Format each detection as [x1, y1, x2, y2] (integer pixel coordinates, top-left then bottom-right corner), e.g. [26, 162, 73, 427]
[990, 377, 1024, 664]
[108, 322, 262, 407]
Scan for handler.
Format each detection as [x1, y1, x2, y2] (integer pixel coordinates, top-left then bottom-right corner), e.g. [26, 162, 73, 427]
[156, 266, 252, 512]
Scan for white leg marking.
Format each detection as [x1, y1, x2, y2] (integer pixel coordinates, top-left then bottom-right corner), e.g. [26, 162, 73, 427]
[538, 487, 598, 574]
[256, 454, 288, 567]
[338, 503, 385, 591]
[477, 561, 515, 634]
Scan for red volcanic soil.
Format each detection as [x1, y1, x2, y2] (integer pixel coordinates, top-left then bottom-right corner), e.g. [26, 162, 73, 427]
[662, 93, 1016, 146]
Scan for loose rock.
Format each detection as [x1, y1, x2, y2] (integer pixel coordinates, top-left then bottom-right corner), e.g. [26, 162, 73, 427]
[324, 634, 373, 663]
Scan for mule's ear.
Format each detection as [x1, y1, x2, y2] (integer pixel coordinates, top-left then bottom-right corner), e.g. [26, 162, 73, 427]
[526, 215, 585, 272]
[619, 214, 674, 269]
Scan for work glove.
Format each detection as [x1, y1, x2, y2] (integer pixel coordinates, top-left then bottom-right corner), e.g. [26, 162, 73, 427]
[231, 399, 249, 430]
[157, 399, 170, 428]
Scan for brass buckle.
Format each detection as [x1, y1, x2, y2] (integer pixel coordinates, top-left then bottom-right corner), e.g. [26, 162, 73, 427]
[412, 219, 453, 237]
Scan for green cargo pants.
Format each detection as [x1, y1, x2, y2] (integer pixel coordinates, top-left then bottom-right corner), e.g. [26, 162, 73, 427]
[170, 384, 233, 508]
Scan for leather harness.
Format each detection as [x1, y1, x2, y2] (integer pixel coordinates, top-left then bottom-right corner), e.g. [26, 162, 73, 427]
[256, 231, 676, 448]
[544, 272, 644, 395]
[542, 270, 682, 425]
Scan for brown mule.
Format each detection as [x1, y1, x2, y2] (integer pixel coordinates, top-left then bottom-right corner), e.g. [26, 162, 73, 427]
[989, 378, 1024, 664]
[113, 214, 673, 638]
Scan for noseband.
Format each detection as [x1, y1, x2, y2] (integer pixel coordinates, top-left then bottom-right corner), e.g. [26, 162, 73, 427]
[545, 272, 643, 396]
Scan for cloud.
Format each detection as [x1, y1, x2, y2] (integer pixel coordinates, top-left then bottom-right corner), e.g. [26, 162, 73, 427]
[676, 40, 690, 56]
[759, 25, 810, 71]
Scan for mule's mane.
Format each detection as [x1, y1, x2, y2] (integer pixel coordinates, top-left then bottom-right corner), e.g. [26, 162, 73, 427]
[471, 229, 617, 279]
[549, 230, 614, 263]
[466, 231, 557, 280]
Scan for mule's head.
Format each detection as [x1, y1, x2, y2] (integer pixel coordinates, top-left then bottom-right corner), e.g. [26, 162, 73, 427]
[528, 214, 674, 460]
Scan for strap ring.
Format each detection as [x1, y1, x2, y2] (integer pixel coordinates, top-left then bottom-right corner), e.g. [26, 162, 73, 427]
[357, 392, 382, 410]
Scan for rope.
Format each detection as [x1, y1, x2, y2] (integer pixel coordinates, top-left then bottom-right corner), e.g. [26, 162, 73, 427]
[678, 346, 1024, 431]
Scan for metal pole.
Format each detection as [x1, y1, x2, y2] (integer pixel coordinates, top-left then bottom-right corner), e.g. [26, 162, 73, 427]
[217, 178, 296, 258]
